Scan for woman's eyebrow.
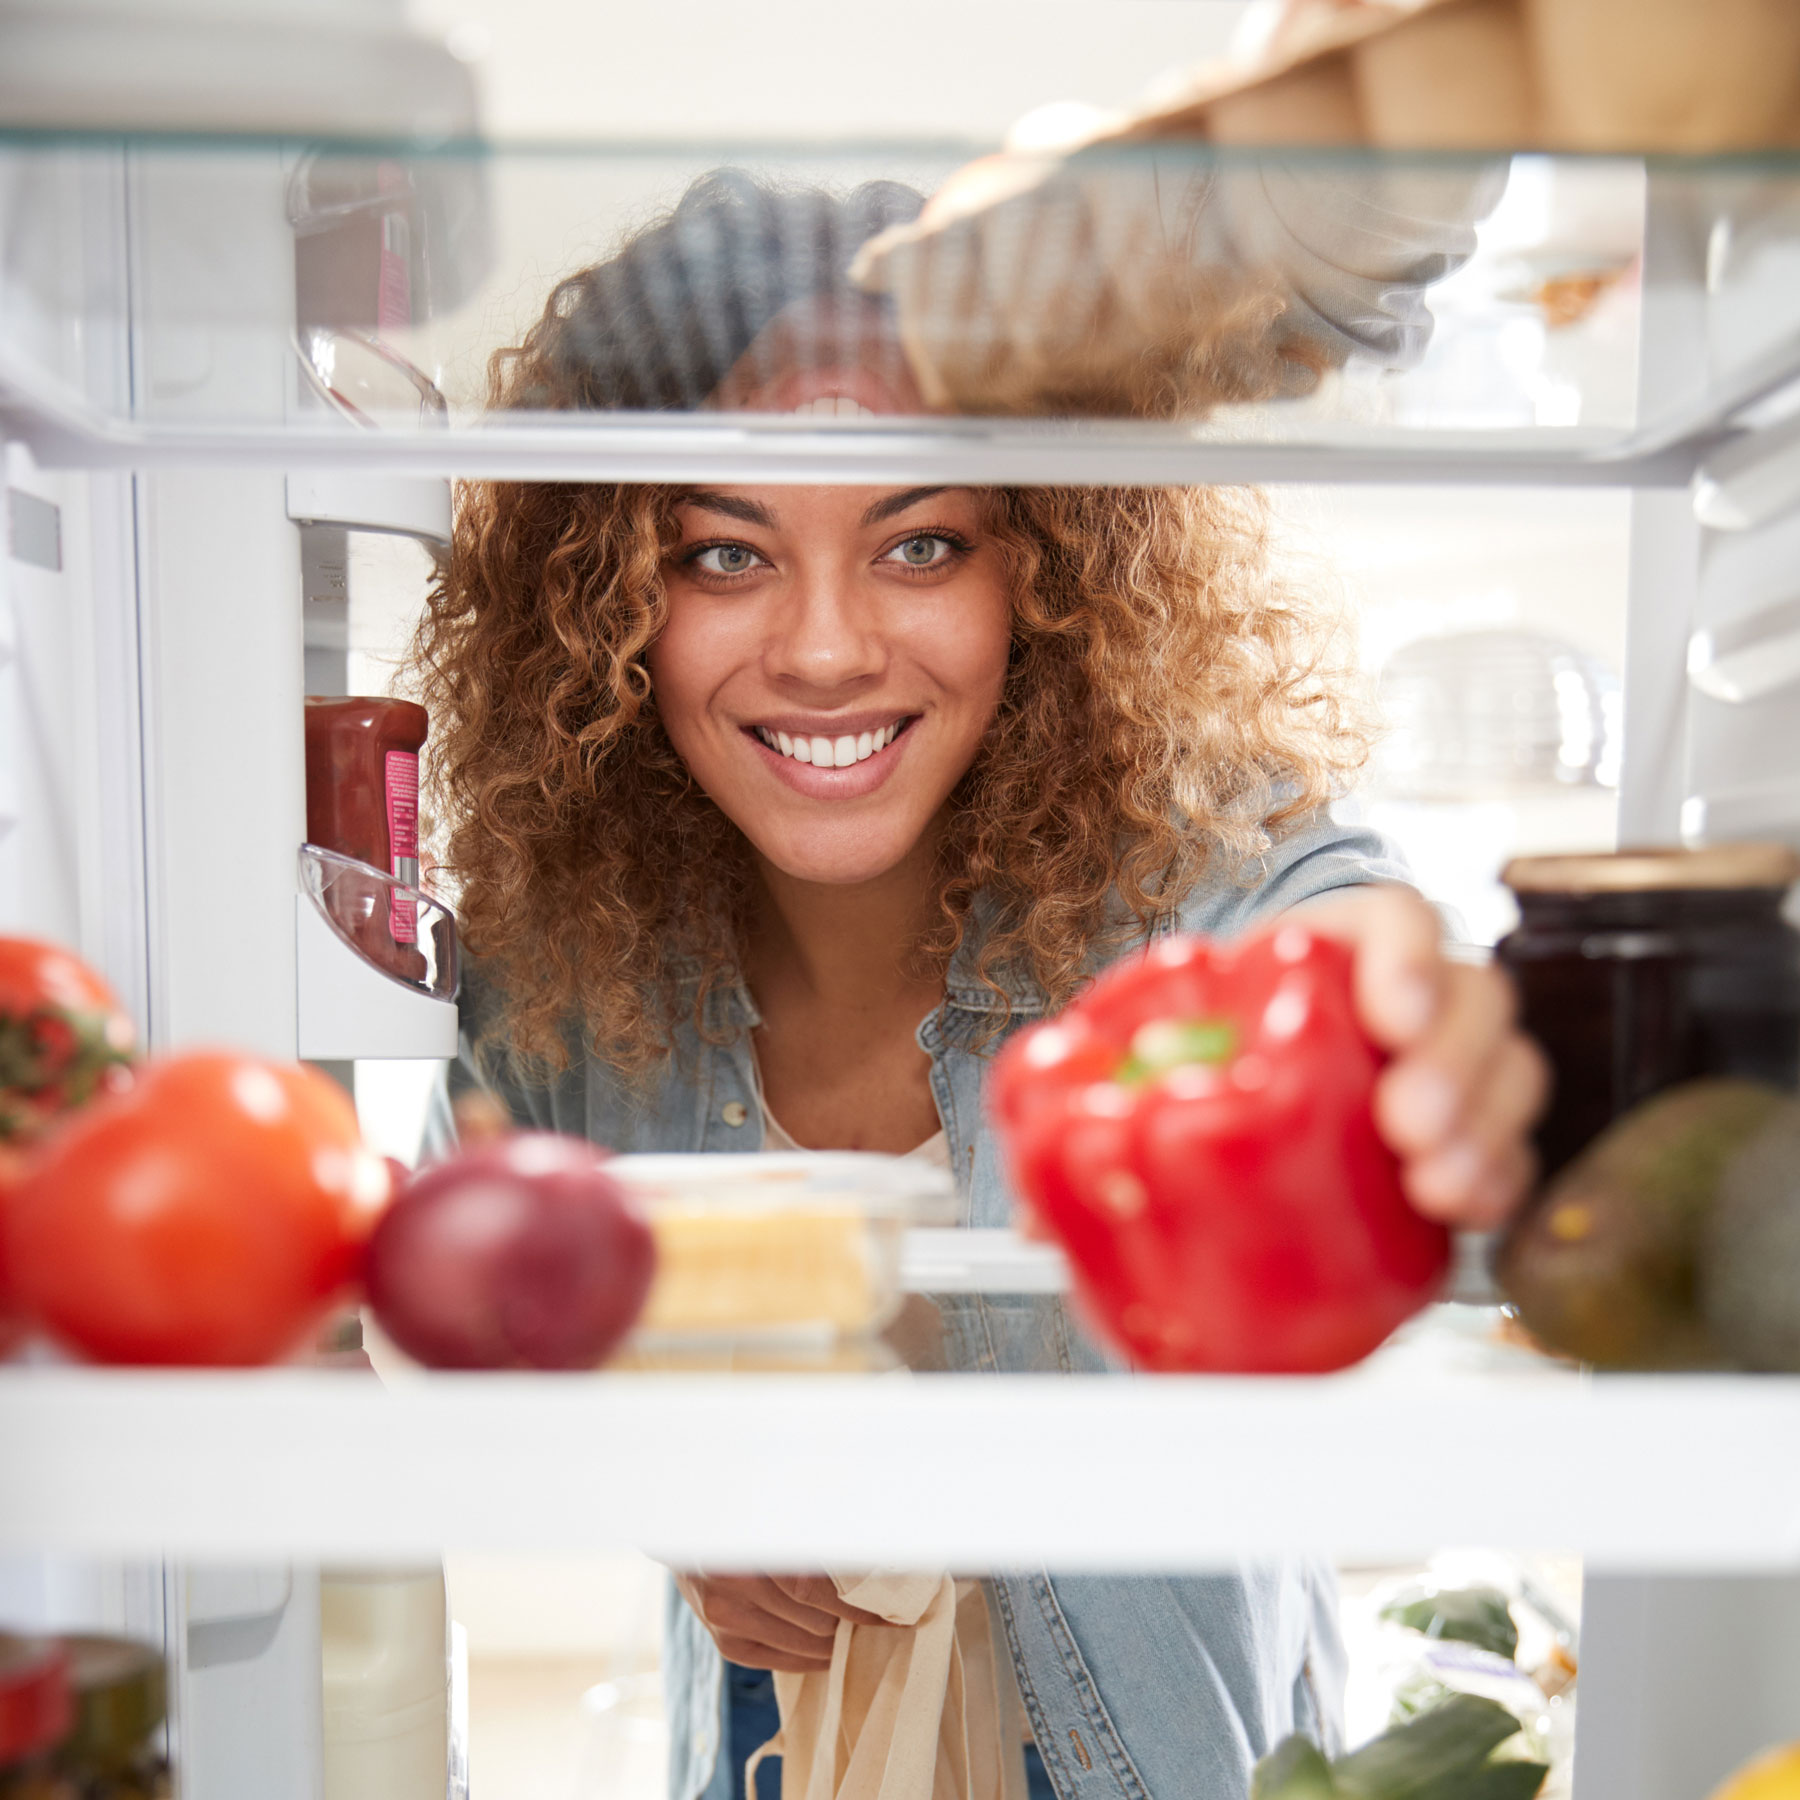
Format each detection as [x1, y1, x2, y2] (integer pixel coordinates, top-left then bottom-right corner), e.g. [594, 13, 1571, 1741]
[862, 486, 951, 526]
[683, 491, 777, 528]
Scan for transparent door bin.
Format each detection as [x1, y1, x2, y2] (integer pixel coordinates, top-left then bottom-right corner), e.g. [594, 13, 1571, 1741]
[299, 842, 458, 1001]
[612, 1153, 957, 1349]
[576, 1673, 668, 1800]
[296, 844, 459, 1061]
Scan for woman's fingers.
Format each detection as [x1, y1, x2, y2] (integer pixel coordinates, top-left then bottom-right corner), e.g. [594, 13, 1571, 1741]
[1293, 885, 1446, 1048]
[676, 1572, 893, 1674]
[1401, 1048, 1546, 1227]
[709, 1631, 834, 1674]
[1293, 886, 1550, 1230]
[682, 1573, 841, 1667]
[764, 1574, 889, 1631]
[1375, 961, 1518, 1156]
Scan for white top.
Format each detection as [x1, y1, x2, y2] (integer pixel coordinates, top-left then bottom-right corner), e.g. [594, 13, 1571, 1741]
[752, 1050, 953, 1170]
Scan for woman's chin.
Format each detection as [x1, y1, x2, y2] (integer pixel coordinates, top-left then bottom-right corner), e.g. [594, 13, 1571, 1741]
[746, 820, 926, 889]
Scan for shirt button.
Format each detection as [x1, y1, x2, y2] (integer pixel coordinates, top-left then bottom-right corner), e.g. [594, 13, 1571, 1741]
[721, 1101, 748, 1127]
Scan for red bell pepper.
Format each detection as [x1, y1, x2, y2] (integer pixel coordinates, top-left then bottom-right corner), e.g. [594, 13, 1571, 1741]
[989, 923, 1450, 1373]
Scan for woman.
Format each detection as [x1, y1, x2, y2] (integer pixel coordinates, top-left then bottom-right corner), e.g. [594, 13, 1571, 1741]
[419, 171, 1546, 1800]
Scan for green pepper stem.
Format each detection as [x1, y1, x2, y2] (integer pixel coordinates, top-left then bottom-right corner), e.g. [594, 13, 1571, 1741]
[1116, 1017, 1238, 1087]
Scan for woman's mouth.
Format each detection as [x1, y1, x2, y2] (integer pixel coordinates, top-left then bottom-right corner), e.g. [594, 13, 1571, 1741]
[750, 717, 912, 768]
[742, 714, 919, 797]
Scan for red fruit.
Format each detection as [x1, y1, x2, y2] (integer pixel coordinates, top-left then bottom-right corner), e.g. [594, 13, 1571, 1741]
[991, 925, 1450, 1373]
[0, 937, 135, 1145]
[366, 1133, 655, 1370]
[5, 1053, 391, 1365]
[0, 1145, 26, 1359]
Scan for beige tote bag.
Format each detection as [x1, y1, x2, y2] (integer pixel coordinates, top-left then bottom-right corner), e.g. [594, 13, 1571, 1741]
[746, 1573, 1030, 1800]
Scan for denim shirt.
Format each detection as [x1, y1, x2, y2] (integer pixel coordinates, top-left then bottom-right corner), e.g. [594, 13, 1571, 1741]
[427, 815, 1410, 1800]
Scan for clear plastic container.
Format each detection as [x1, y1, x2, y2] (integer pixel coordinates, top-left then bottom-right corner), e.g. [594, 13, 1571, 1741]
[298, 843, 459, 1002]
[609, 1153, 955, 1345]
[575, 1673, 667, 1800]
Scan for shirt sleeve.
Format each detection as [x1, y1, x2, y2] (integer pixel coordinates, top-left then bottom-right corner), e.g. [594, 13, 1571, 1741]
[1178, 812, 1416, 942]
[420, 959, 557, 1161]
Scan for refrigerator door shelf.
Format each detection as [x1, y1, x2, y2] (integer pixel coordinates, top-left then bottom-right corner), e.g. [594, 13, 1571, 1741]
[295, 885, 457, 1062]
[187, 1566, 292, 1628]
[1687, 590, 1800, 703]
[1696, 409, 1800, 533]
[285, 471, 452, 547]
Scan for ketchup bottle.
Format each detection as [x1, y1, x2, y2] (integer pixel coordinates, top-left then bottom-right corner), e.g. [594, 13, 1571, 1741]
[304, 697, 430, 981]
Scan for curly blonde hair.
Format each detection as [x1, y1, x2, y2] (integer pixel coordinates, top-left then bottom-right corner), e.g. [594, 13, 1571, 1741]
[413, 172, 1368, 1077]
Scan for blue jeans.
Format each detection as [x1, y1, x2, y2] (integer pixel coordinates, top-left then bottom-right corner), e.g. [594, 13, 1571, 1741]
[726, 1662, 1057, 1799]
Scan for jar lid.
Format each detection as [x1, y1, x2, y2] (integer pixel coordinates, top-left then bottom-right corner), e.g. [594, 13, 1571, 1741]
[0, 1636, 73, 1767]
[1504, 844, 1800, 894]
[58, 1637, 165, 1772]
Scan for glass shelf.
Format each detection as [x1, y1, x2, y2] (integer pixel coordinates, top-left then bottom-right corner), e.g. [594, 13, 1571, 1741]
[4, 132, 1800, 485]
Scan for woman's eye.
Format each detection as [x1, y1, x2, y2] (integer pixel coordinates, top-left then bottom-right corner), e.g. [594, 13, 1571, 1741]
[692, 543, 761, 576]
[886, 535, 953, 569]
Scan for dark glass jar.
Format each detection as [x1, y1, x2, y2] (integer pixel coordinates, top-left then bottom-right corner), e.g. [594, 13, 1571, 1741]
[1497, 845, 1800, 1182]
[53, 1636, 168, 1800]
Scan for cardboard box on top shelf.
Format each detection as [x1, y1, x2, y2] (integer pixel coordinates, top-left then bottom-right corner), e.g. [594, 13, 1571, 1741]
[1131, 0, 1800, 151]
[850, 0, 1800, 421]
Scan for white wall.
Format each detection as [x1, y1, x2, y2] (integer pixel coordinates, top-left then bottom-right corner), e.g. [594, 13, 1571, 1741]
[405, 0, 1251, 144]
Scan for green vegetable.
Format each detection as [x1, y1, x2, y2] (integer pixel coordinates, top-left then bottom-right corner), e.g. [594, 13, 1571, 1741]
[1116, 1017, 1238, 1086]
[1251, 1737, 1338, 1800]
[1435, 1767, 1554, 1800]
[1379, 1586, 1520, 1661]
[1252, 1697, 1548, 1800]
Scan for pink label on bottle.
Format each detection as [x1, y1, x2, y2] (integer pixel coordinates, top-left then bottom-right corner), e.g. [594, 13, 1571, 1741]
[385, 749, 420, 945]
[377, 210, 411, 338]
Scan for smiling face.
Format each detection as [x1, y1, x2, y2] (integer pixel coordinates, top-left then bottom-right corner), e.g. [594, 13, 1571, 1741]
[646, 483, 1013, 887]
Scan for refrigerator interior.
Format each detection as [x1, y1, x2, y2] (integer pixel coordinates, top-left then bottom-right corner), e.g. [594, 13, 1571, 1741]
[7, 35, 1800, 1797]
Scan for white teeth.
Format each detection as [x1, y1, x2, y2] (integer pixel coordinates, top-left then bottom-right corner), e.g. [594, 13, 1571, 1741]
[756, 719, 909, 767]
[791, 395, 876, 417]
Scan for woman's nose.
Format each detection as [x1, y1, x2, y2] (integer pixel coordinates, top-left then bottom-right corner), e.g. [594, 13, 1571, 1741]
[765, 567, 884, 691]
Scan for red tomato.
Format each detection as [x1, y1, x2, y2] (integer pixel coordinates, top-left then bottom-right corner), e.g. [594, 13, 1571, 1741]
[0, 936, 135, 1145]
[4, 1053, 391, 1365]
[0, 1144, 27, 1358]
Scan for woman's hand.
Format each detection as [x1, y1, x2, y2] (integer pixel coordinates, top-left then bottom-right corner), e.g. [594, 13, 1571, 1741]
[673, 1573, 886, 1673]
[1291, 884, 1550, 1231]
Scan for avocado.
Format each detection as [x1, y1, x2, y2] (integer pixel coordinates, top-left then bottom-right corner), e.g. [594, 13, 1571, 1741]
[1702, 1097, 1800, 1371]
[1495, 1079, 1788, 1369]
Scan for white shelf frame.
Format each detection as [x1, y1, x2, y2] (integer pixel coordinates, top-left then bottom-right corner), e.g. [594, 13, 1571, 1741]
[9, 326, 1800, 492]
[4, 1356, 1798, 1570]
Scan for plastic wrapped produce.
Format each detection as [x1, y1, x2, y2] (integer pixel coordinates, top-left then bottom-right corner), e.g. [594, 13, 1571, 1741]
[852, 144, 1502, 418]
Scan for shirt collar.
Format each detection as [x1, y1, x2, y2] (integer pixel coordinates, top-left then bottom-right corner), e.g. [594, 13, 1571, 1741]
[943, 890, 1052, 1016]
